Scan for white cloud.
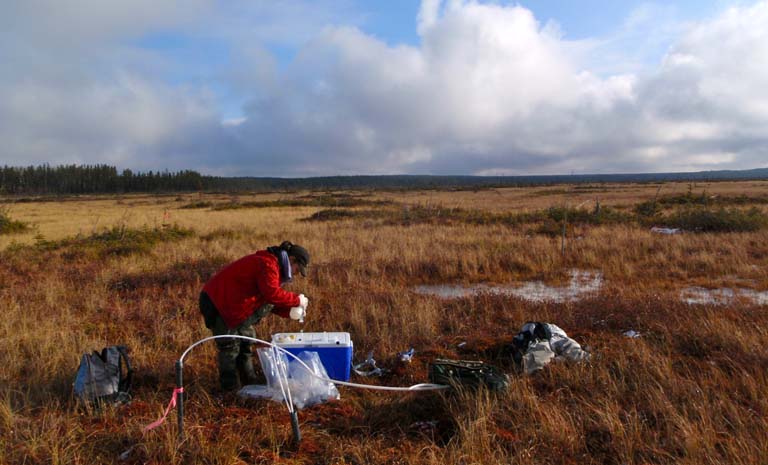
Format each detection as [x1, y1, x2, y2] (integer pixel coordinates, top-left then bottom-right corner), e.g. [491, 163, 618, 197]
[224, 0, 768, 175]
[0, 74, 217, 167]
[228, 1, 638, 174]
[417, 0, 442, 36]
[0, 0, 220, 168]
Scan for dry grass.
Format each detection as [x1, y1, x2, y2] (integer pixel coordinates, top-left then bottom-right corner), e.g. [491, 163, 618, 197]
[1, 180, 768, 464]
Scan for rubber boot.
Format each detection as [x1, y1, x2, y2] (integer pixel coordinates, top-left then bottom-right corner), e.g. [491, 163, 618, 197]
[236, 352, 261, 386]
[218, 351, 239, 392]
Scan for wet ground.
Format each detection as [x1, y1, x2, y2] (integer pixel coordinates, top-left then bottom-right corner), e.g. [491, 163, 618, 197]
[414, 270, 768, 306]
[413, 269, 603, 303]
[680, 287, 768, 306]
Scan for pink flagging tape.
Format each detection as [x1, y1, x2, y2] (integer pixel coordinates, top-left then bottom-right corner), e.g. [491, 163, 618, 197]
[143, 387, 184, 432]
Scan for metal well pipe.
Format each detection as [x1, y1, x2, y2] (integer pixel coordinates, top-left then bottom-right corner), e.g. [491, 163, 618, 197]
[176, 360, 184, 441]
[290, 409, 301, 444]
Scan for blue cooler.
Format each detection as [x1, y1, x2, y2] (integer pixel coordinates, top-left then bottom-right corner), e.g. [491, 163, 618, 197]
[272, 332, 353, 381]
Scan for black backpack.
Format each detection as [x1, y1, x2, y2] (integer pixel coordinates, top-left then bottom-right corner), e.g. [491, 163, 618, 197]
[73, 345, 133, 406]
[428, 359, 509, 392]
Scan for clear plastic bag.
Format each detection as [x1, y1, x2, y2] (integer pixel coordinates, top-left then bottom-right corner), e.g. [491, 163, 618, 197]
[256, 346, 286, 392]
[251, 348, 340, 409]
[288, 351, 340, 409]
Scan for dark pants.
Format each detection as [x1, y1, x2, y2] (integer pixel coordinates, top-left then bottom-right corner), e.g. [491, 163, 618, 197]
[199, 292, 273, 390]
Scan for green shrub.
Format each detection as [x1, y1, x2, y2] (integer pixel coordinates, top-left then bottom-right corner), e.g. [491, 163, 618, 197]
[635, 192, 768, 216]
[393, 204, 504, 226]
[634, 200, 661, 217]
[0, 208, 30, 235]
[302, 204, 635, 229]
[208, 196, 393, 211]
[179, 201, 213, 209]
[306, 195, 391, 208]
[663, 206, 767, 232]
[531, 220, 563, 237]
[657, 191, 711, 206]
[544, 206, 632, 225]
[36, 224, 194, 257]
[304, 209, 360, 221]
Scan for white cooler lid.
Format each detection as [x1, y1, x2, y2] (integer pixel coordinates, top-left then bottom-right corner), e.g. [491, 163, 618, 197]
[272, 331, 351, 347]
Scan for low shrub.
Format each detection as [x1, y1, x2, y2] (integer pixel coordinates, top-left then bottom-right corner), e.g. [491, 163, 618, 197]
[663, 206, 767, 232]
[636, 191, 718, 218]
[657, 191, 711, 206]
[390, 204, 514, 226]
[209, 196, 392, 211]
[179, 201, 214, 209]
[634, 200, 662, 217]
[544, 206, 633, 225]
[0, 208, 30, 235]
[36, 224, 195, 257]
[307, 194, 391, 208]
[635, 193, 768, 216]
[303, 204, 634, 229]
[528, 188, 570, 197]
[304, 209, 361, 221]
[530, 220, 563, 237]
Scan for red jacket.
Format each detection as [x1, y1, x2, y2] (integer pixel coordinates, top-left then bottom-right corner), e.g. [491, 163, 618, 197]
[203, 251, 300, 328]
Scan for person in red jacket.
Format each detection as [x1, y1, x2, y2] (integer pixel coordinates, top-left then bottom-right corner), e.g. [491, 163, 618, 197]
[199, 241, 310, 391]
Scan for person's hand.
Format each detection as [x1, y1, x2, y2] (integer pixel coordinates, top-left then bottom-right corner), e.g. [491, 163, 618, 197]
[289, 306, 305, 321]
[298, 294, 309, 309]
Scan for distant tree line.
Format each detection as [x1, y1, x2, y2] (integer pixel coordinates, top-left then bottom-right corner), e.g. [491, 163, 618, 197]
[0, 164, 204, 194]
[1, 163, 766, 195]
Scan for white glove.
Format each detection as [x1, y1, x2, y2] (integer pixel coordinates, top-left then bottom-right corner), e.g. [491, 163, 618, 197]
[289, 306, 305, 322]
[298, 294, 309, 309]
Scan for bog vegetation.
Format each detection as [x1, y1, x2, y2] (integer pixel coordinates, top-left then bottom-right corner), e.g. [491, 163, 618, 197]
[0, 207, 30, 235]
[1, 180, 767, 464]
[28, 224, 195, 258]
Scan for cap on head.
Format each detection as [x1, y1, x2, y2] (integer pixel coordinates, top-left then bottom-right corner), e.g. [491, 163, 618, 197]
[280, 241, 310, 277]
